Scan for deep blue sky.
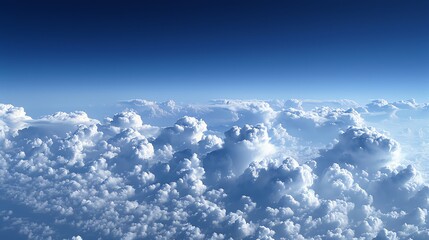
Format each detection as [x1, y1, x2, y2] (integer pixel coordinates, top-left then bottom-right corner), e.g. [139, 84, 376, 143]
[0, 0, 428, 116]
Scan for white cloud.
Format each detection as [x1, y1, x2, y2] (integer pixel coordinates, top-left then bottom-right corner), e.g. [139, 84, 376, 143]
[203, 124, 274, 185]
[316, 126, 400, 172]
[276, 107, 364, 145]
[0, 104, 32, 141]
[0, 100, 428, 239]
[154, 116, 207, 151]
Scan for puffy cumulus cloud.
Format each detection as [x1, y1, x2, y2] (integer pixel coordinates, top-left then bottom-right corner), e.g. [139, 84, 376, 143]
[316, 127, 400, 172]
[276, 107, 364, 144]
[120, 99, 277, 130]
[357, 99, 429, 180]
[119, 99, 202, 128]
[103, 110, 159, 138]
[120, 99, 181, 117]
[236, 158, 316, 206]
[360, 99, 429, 122]
[364, 99, 399, 113]
[392, 99, 419, 110]
[17, 111, 100, 140]
[0, 104, 31, 141]
[364, 99, 422, 114]
[154, 116, 207, 149]
[0, 101, 428, 239]
[206, 100, 277, 127]
[203, 124, 274, 185]
[152, 116, 223, 158]
[108, 110, 144, 129]
[39, 111, 97, 125]
[275, 99, 359, 111]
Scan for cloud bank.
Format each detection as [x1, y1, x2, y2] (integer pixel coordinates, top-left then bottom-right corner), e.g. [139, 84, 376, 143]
[0, 99, 428, 239]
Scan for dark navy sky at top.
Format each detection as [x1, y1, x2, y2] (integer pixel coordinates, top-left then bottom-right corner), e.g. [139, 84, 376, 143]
[0, 0, 428, 113]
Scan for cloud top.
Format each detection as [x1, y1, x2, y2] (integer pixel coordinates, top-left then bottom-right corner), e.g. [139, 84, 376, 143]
[0, 99, 428, 239]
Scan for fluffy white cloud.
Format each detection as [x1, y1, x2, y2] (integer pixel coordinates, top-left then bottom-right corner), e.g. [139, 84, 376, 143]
[0, 100, 428, 239]
[0, 104, 31, 141]
[203, 124, 274, 185]
[154, 116, 207, 150]
[120, 99, 277, 130]
[365, 99, 399, 113]
[316, 126, 400, 172]
[276, 107, 364, 144]
[275, 99, 359, 111]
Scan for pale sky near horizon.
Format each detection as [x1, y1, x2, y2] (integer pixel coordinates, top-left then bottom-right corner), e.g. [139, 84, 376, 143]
[1, 0, 428, 116]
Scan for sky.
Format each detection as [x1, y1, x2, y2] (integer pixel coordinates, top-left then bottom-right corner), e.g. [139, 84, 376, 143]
[1, 2, 429, 238]
[1, 0, 428, 117]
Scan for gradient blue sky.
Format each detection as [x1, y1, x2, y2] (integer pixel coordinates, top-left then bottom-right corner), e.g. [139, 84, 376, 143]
[1, 0, 428, 117]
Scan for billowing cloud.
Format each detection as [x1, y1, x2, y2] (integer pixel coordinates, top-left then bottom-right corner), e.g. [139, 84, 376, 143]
[0, 100, 428, 239]
[316, 126, 400, 172]
[203, 124, 274, 185]
[276, 107, 364, 144]
[0, 104, 32, 140]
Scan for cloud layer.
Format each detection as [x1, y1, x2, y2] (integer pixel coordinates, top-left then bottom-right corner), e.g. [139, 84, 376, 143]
[0, 99, 428, 239]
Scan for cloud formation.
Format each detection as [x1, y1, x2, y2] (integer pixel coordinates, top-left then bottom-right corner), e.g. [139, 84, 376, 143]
[0, 100, 428, 239]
